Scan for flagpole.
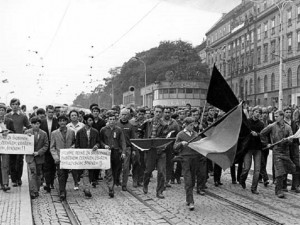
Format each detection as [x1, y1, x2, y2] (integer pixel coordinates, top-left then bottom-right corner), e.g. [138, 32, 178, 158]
[187, 104, 239, 144]
[199, 100, 207, 130]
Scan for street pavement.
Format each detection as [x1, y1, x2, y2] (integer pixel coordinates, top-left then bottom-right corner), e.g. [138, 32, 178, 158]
[0, 161, 33, 225]
[31, 150, 300, 225]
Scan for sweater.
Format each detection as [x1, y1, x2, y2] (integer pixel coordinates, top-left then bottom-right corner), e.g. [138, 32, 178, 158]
[174, 130, 199, 156]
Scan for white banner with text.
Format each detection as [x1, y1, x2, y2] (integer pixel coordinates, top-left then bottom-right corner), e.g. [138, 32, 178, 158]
[0, 134, 34, 154]
[60, 148, 111, 170]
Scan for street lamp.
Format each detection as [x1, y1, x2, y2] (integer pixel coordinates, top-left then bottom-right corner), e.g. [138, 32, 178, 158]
[5, 91, 14, 104]
[131, 57, 147, 106]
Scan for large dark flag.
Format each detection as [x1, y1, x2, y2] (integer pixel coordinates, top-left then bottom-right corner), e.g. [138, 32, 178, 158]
[189, 103, 242, 170]
[206, 64, 251, 163]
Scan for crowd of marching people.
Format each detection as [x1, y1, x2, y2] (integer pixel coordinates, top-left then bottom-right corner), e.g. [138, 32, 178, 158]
[0, 98, 299, 211]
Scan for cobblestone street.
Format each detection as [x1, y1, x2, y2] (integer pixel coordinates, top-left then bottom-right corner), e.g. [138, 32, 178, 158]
[31, 163, 300, 225]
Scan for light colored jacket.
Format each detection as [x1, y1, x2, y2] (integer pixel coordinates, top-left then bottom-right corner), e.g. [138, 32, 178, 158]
[50, 128, 75, 161]
[25, 128, 48, 164]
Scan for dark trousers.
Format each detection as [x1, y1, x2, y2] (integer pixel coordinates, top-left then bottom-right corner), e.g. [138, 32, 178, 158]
[43, 152, 56, 187]
[10, 154, 24, 183]
[28, 161, 43, 193]
[259, 149, 270, 182]
[106, 150, 122, 191]
[240, 149, 261, 191]
[171, 161, 182, 182]
[230, 161, 243, 182]
[182, 155, 198, 204]
[122, 147, 132, 187]
[137, 150, 145, 184]
[165, 146, 173, 183]
[131, 149, 141, 185]
[275, 175, 285, 195]
[143, 149, 166, 194]
[213, 164, 222, 183]
[56, 165, 69, 193]
[196, 155, 207, 190]
[290, 144, 300, 188]
[0, 154, 10, 186]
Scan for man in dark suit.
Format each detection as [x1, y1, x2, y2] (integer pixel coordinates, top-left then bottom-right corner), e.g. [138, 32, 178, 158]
[75, 114, 100, 197]
[0, 103, 15, 191]
[39, 105, 59, 192]
[25, 117, 48, 199]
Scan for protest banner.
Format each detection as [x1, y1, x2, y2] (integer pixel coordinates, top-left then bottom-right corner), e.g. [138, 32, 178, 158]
[0, 133, 34, 154]
[60, 149, 111, 170]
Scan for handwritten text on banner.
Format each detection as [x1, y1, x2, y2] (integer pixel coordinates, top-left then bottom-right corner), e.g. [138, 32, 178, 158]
[60, 149, 111, 170]
[0, 134, 34, 154]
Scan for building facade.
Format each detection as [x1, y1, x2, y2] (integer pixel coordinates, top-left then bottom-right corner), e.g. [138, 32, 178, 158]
[206, 0, 300, 107]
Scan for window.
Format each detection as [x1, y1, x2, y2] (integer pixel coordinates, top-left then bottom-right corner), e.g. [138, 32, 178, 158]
[297, 66, 300, 86]
[251, 31, 254, 43]
[241, 36, 245, 48]
[257, 4, 260, 13]
[250, 50, 254, 67]
[287, 68, 292, 88]
[264, 44, 268, 62]
[298, 31, 300, 50]
[241, 54, 244, 69]
[194, 89, 200, 98]
[257, 26, 261, 40]
[271, 18, 275, 34]
[264, 1, 267, 9]
[257, 77, 261, 93]
[264, 22, 268, 38]
[163, 89, 169, 99]
[158, 89, 163, 99]
[169, 88, 176, 98]
[186, 88, 193, 98]
[288, 34, 292, 53]
[264, 75, 268, 92]
[257, 46, 261, 64]
[271, 73, 275, 91]
[178, 88, 185, 98]
[250, 78, 253, 94]
[245, 80, 248, 97]
[271, 40, 276, 60]
[288, 9, 292, 26]
[298, 5, 300, 21]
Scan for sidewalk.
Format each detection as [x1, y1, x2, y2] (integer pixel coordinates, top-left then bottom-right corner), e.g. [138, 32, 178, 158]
[0, 159, 33, 225]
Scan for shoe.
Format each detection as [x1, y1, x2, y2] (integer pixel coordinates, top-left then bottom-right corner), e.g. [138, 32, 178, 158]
[137, 182, 143, 187]
[115, 181, 121, 186]
[50, 184, 54, 189]
[282, 188, 288, 192]
[98, 177, 104, 181]
[44, 186, 51, 193]
[189, 203, 195, 211]
[156, 193, 165, 199]
[18, 180, 22, 186]
[122, 186, 127, 191]
[166, 183, 171, 188]
[203, 185, 208, 189]
[240, 181, 246, 189]
[170, 180, 175, 184]
[264, 181, 269, 187]
[109, 189, 114, 198]
[218, 182, 223, 185]
[60, 191, 66, 201]
[12, 182, 18, 187]
[197, 189, 205, 196]
[258, 179, 263, 183]
[251, 190, 259, 195]
[232, 181, 237, 184]
[2, 185, 11, 192]
[214, 182, 219, 187]
[291, 186, 300, 193]
[176, 179, 181, 184]
[74, 186, 79, 191]
[30, 193, 36, 199]
[92, 182, 97, 188]
[35, 192, 39, 197]
[143, 185, 148, 194]
[277, 192, 284, 198]
[84, 189, 92, 197]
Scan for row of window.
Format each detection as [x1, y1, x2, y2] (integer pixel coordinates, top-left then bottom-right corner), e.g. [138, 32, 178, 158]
[233, 65, 300, 97]
[153, 88, 206, 100]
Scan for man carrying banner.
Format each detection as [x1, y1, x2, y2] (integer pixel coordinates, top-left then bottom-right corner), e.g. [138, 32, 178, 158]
[174, 117, 200, 211]
[260, 110, 295, 198]
[25, 117, 48, 199]
[100, 111, 126, 198]
[75, 114, 100, 197]
[50, 115, 76, 201]
[0, 103, 15, 192]
[138, 105, 168, 199]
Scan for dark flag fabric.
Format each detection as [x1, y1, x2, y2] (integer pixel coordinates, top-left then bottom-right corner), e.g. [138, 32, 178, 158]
[206, 64, 251, 163]
[189, 103, 243, 170]
[130, 138, 176, 151]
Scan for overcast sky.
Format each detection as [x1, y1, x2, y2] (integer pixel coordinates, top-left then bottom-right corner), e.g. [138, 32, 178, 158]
[0, 0, 241, 109]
